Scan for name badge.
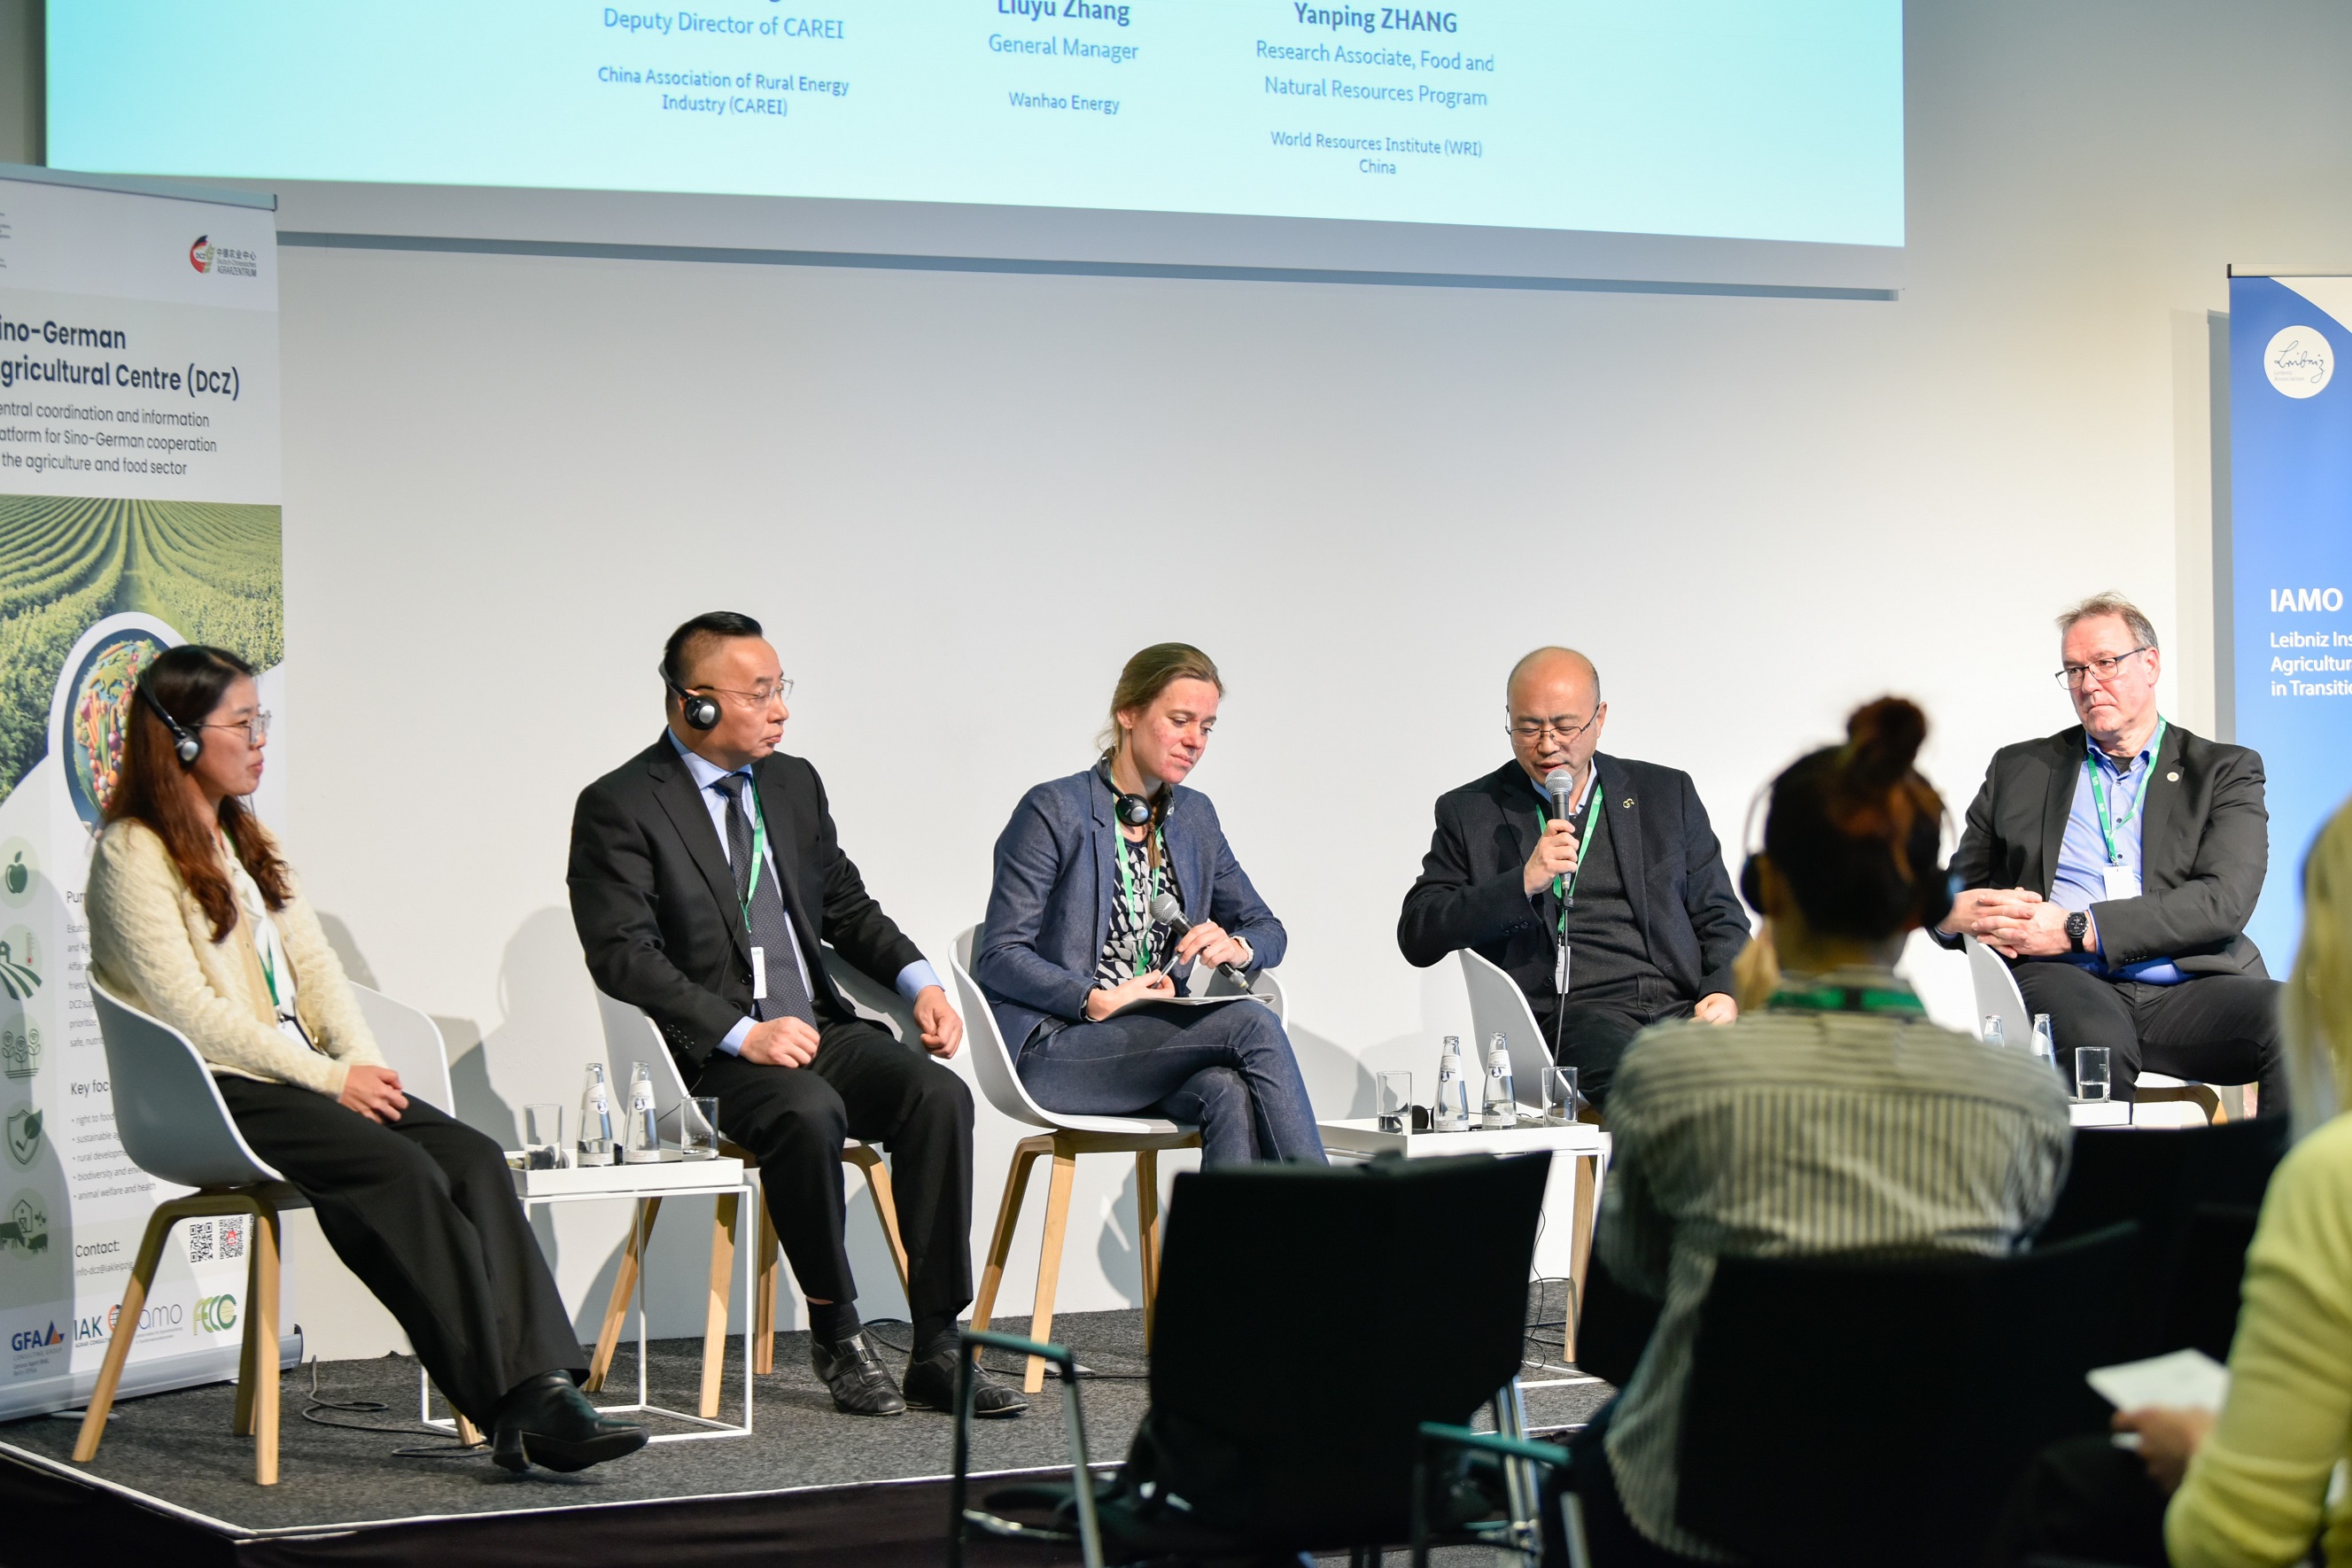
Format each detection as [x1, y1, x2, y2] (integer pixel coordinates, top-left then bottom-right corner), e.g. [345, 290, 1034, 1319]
[1556, 942, 1572, 995]
[2101, 865, 2140, 903]
[751, 945, 769, 1001]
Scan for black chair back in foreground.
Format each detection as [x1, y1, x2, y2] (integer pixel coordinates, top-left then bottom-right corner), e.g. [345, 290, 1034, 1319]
[2038, 1118, 2286, 1360]
[1129, 1152, 1551, 1549]
[1573, 1249, 1663, 1390]
[1674, 1223, 2141, 1568]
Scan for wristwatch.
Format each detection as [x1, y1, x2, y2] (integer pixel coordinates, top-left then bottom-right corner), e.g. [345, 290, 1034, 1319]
[2065, 911, 2090, 954]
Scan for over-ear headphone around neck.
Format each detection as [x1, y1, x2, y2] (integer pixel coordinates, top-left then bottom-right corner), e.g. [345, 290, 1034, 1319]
[136, 680, 203, 767]
[661, 666, 721, 732]
[1099, 761, 1163, 829]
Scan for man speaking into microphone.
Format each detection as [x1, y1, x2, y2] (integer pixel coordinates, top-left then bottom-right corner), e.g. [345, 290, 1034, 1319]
[1398, 648, 1749, 1109]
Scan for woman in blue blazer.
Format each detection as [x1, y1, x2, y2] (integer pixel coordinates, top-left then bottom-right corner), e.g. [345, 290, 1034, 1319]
[975, 644, 1325, 1166]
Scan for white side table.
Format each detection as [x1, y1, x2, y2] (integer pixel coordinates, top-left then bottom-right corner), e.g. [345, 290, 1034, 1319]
[423, 1156, 757, 1444]
[1317, 1116, 1611, 1362]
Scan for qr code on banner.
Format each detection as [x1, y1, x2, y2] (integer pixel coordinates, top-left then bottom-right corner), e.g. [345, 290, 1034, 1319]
[185, 1221, 215, 1264]
[219, 1216, 245, 1259]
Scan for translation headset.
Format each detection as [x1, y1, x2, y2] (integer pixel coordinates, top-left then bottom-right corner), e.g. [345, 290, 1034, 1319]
[1099, 762, 1165, 828]
[1735, 780, 1957, 932]
[136, 681, 204, 767]
[661, 664, 722, 732]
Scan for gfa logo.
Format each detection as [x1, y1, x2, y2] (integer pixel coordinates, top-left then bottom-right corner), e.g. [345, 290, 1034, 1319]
[9, 1321, 63, 1352]
[196, 1293, 238, 1332]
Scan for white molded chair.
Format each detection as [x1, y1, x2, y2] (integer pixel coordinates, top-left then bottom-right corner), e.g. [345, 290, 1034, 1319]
[585, 949, 912, 1411]
[1456, 948, 1611, 1357]
[1961, 935, 2227, 1123]
[955, 925, 1205, 1392]
[76, 982, 304, 1484]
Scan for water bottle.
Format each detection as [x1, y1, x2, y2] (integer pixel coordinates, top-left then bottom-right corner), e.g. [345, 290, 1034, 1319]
[1981, 1015, 2006, 1049]
[1481, 1034, 1518, 1129]
[578, 1063, 617, 1168]
[1432, 1036, 1471, 1132]
[622, 1061, 662, 1163]
[2030, 1013, 2059, 1073]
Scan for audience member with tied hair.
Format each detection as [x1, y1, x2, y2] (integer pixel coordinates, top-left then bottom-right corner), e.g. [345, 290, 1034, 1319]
[1577, 697, 2071, 1566]
[84, 645, 646, 1474]
[1990, 790, 2352, 1568]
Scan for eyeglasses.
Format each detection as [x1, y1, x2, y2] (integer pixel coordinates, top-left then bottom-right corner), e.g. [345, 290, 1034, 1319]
[1508, 710, 1602, 745]
[2054, 648, 2152, 689]
[198, 711, 271, 746]
[692, 679, 794, 710]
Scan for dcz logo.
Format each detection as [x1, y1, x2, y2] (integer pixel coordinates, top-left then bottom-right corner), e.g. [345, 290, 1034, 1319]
[196, 1293, 238, 1333]
[10, 1321, 63, 1352]
[187, 235, 259, 278]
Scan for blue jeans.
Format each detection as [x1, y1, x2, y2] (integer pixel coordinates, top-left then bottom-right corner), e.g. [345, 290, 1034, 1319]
[1018, 1000, 1328, 1168]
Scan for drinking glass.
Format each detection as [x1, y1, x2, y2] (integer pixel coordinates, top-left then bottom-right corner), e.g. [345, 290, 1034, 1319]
[680, 1096, 721, 1160]
[2075, 1046, 2112, 1102]
[1377, 1072, 1412, 1136]
[523, 1103, 565, 1170]
[1542, 1067, 1579, 1125]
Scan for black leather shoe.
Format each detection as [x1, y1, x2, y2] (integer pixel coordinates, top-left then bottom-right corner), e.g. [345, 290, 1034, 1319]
[903, 1347, 1029, 1417]
[489, 1373, 649, 1474]
[811, 1332, 906, 1416]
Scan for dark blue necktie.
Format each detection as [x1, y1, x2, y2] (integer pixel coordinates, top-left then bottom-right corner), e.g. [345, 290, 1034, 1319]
[711, 774, 815, 1026]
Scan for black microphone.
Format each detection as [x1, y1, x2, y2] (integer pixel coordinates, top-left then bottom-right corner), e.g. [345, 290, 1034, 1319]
[1148, 892, 1253, 988]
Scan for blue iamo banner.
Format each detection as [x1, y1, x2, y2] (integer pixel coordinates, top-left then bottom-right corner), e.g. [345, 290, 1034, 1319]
[2230, 275, 2352, 973]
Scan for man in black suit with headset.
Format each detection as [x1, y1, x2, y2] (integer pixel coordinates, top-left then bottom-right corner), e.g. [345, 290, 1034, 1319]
[568, 611, 1026, 1418]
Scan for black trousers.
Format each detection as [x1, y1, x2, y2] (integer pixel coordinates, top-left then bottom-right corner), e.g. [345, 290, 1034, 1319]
[2013, 963, 2285, 1106]
[1536, 979, 1694, 1111]
[1980, 1433, 2172, 1567]
[217, 1077, 583, 1428]
[689, 1014, 975, 1324]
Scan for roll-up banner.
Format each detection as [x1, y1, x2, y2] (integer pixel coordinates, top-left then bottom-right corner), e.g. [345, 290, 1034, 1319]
[2230, 273, 2352, 972]
[0, 167, 292, 1417]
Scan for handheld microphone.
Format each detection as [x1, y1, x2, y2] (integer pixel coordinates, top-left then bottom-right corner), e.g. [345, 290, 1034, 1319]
[1147, 892, 1254, 989]
[1544, 765, 1577, 823]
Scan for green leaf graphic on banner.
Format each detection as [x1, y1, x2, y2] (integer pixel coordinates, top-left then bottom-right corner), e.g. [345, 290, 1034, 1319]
[0, 497, 283, 804]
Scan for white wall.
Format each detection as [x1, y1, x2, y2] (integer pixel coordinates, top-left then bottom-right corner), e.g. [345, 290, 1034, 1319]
[252, 1, 2352, 1355]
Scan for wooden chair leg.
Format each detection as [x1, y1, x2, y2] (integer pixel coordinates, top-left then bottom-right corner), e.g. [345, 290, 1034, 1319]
[701, 1193, 739, 1419]
[251, 1207, 282, 1486]
[586, 1196, 660, 1393]
[1136, 1150, 1161, 1352]
[753, 1196, 780, 1377]
[454, 1413, 483, 1447]
[970, 1134, 1053, 1343]
[74, 1200, 187, 1463]
[1566, 1153, 1597, 1364]
[1024, 1142, 1080, 1394]
[849, 1146, 913, 1302]
[234, 1215, 264, 1437]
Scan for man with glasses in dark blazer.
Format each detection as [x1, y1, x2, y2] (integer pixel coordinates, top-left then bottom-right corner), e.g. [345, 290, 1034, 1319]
[1398, 647, 1750, 1110]
[1933, 594, 2284, 1108]
[569, 611, 1027, 1420]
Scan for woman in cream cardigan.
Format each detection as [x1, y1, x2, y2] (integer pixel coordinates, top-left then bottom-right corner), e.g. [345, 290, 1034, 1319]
[86, 645, 642, 1475]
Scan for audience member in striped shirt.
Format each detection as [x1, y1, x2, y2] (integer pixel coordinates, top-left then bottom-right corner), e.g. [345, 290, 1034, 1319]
[1573, 696, 2073, 1566]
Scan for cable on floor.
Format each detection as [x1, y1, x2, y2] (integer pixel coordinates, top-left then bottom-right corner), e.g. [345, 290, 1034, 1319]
[297, 1359, 486, 1458]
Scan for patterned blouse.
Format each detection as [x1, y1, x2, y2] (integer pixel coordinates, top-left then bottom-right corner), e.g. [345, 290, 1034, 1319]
[1095, 828, 1183, 985]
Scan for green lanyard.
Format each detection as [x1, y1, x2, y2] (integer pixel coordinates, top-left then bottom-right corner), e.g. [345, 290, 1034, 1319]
[730, 773, 772, 935]
[256, 928, 280, 1009]
[2084, 718, 2166, 866]
[1113, 827, 1165, 976]
[1766, 984, 1927, 1017]
[1536, 780, 1605, 932]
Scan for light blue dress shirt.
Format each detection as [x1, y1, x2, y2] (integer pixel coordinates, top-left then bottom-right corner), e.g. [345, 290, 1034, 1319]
[666, 731, 943, 1053]
[2049, 725, 2184, 985]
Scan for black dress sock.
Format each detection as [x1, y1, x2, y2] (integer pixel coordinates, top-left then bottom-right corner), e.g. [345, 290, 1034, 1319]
[810, 1301, 861, 1346]
[912, 1312, 958, 1360]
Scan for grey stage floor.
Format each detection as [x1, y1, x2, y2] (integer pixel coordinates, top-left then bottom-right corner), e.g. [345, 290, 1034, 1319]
[0, 1308, 1612, 1536]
